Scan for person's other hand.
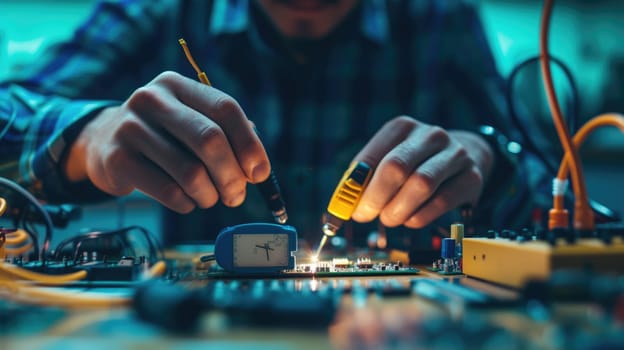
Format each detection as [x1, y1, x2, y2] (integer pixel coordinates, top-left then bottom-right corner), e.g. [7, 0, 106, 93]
[351, 116, 494, 228]
[63, 71, 270, 213]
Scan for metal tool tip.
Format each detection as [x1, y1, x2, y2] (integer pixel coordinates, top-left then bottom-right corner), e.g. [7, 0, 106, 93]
[273, 209, 288, 224]
[321, 223, 337, 237]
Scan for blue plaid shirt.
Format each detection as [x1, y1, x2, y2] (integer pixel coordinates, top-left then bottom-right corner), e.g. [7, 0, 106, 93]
[0, 0, 551, 246]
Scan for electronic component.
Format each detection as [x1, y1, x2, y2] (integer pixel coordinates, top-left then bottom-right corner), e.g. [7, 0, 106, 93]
[214, 223, 297, 274]
[16, 259, 149, 282]
[441, 238, 456, 259]
[315, 161, 372, 258]
[462, 225, 624, 288]
[451, 223, 464, 251]
[52, 225, 162, 265]
[292, 257, 419, 277]
[429, 223, 464, 275]
[5, 224, 165, 284]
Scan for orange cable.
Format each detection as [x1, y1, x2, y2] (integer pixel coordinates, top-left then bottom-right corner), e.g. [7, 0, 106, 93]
[540, 0, 593, 230]
[557, 113, 624, 183]
[550, 113, 624, 227]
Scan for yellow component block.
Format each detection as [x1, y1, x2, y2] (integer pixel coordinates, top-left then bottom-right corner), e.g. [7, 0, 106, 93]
[327, 161, 372, 220]
[462, 237, 624, 288]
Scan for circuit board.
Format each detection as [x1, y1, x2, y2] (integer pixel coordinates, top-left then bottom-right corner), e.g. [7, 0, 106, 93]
[197, 257, 419, 279]
[14, 259, 151, 283]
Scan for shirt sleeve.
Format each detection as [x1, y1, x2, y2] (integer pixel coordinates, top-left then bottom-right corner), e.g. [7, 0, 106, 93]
[0, 0, 178, 203]
[0, 84, 118, 202]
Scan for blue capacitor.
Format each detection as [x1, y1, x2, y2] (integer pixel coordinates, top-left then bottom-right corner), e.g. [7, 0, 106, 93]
[441, 238, 456, 259]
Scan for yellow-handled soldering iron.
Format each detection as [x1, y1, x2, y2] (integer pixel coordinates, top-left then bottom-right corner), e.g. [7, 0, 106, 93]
[314, 161, 373, 259]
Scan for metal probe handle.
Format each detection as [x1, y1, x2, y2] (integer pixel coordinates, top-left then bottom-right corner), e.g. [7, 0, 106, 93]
[179, 38, 287, 224]
[257, 168, 288, 224]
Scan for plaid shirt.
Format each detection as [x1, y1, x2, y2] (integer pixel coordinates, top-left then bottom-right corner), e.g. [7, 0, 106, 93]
[0, 0, 551, 246]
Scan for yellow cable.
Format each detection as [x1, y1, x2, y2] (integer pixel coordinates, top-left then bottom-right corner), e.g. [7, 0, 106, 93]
[143, 260, 167, 279]
[17, 286, 131, 308]
[0, 197, 6, 215]
[0, 260, 166, 308]
[0, 262, 87, 284]
[541, 0, 593, 230]
[5, 229, 29, 245]
[0, 281, 131, 308]
[5, 242, 34, 256]
[1, 258, 167, 284]
[4, 230, 35, 257]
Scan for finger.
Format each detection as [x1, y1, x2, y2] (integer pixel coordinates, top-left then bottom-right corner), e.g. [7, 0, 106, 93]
[96, 147, 196, 213]
[122, 119, 222, 208]
[151, 72, 270, 182]
[126, 86, 249, 205]
[352, 116, 416, 168]
[88, 147, 135, 198]
[379, 144, 471, 227]
[404, 166, 483, 229]
[352, 123, 450, 223]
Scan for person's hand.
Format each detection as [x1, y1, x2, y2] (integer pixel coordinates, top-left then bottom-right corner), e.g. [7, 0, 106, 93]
[63, 71, 271, 213]
[351, 116, 494, 228]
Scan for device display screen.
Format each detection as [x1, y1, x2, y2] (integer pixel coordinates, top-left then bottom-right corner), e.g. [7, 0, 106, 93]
[232, 233, 290, 267]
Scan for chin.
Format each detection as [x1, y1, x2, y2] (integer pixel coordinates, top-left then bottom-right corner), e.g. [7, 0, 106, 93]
[257, 0, 358, 39]
[273, 0, 341, 13]
[285, 19, 329, 39]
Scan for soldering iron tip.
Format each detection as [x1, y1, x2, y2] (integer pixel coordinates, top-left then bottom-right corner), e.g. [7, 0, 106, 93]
[273, 209, 288, 224]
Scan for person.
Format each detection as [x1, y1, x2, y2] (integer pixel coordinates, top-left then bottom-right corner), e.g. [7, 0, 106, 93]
[0, 0, 551, 253]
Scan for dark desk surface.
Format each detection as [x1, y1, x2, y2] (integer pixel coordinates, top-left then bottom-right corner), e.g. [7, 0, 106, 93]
[3, 266, 623, 350]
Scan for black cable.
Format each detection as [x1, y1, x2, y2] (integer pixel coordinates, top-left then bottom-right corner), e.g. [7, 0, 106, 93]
[22, 220, 40, 260]
[53, 225, 164, 263]
[199, 254, 216, 262]
[0, 177, 53, 261]
[0, 98, 17, 141]
[506, 54, 579, 173]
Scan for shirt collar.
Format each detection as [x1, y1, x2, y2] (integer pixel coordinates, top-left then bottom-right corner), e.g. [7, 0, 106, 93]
[209, 0, 390, 44]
